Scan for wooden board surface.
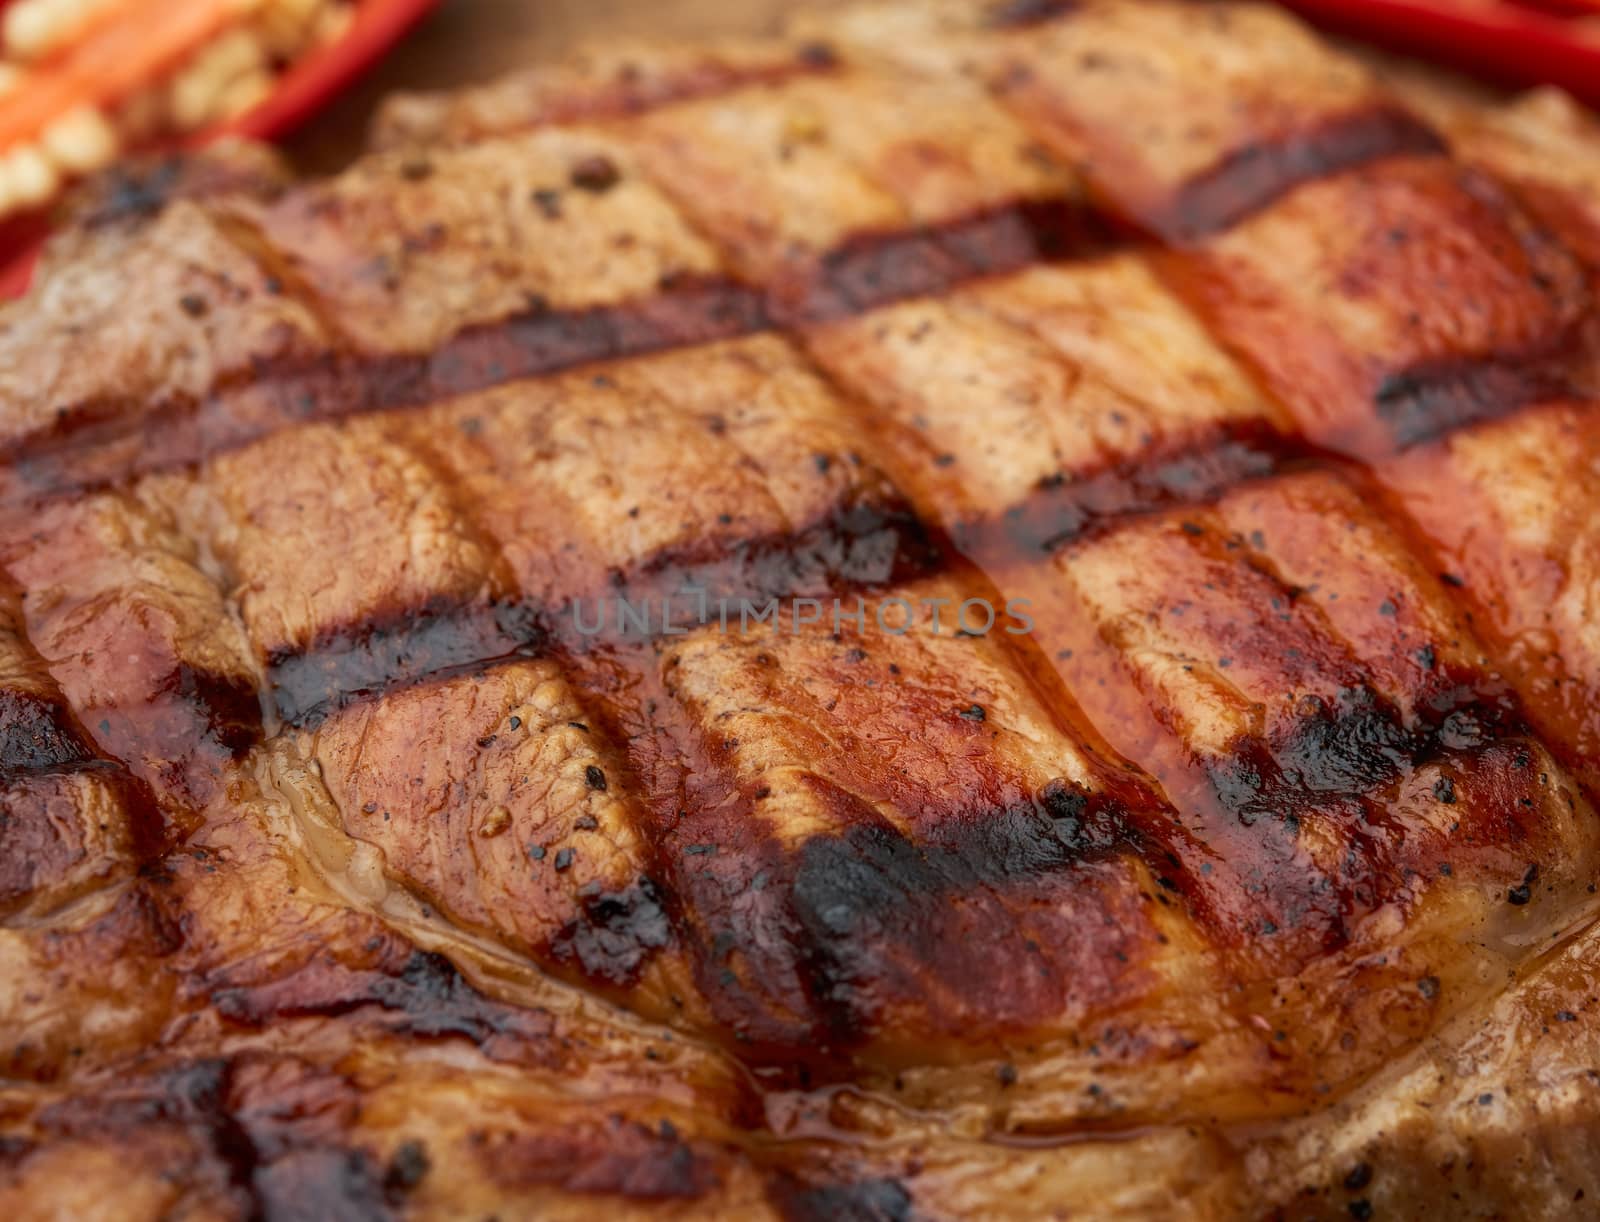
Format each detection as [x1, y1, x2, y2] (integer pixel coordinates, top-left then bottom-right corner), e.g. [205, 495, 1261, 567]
[288, 0, 827, 168]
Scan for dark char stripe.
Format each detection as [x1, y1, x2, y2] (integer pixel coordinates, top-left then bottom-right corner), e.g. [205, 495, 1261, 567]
[783, 778, 1140, 1045]
[479, 1115, 722, 1201]
[3, 198, 1112, 505]
[1375, 349, 1582, 450]
[268, 492, 939, 725]
[660, 761, 1158, 1061]
[0, 688, 98, 778]
[773, 1175, 919, 1222]
[2, 274, 768, 503]
[267, 597, 546, 729]
[212, 947, 556, 1057]
[608, 493, 943, 619]
[385, 40, 846, 143]
[770, 197, 1114, 325]
[1208, 678, 1529, 830]
[982, 0, 1078, 29]
[35, 1057, 433, 1221]
[261, 424, 1320, 725]
[1154, 106, 1446, 244]
[952, 419, 1314, 559]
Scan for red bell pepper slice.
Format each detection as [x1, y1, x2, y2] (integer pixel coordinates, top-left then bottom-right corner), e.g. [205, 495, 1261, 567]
[1279, 0, 1600, 103]
[0, 0, 437, 298]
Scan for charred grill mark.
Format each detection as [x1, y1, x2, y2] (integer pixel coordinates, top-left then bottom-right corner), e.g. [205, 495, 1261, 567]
[1175, 507, 1532, 818]
[1208, 677, 1525, 827]
[426, 275, 768, 400]
[1182, 651, 1550, 945]
[266, 490, 941, 725]
[983, 0, 1078, 29]
[787, 793, 1132, 1043]
[211, 947, 559, 1061]
[35, 1058, 264, 1215]
[254, 1149, 403, 1222]
[1158, 157, 1592, 463]
[12, 13, 1600, 1197]
[650, 728, 1156, 1059]
[378, 46, 845, 146]
[768, 199, 1120, 324]
[1156, 108, 1446, 244]
[19, 153, 1549, 514]
[1203, 729, 1557, 944]
[0, 766, 164, 915]
[1, 275, 770, 504]
[547, 876, 673, 987]
[953, 420, 1314, 558]
[76, 666, 264, 808]
[1047, 478, 1586, 952]
[608, 492, 944, 627]
[160, 667, 263, 761]
[771, 198, 1115, 325]
[267, 598, 546, 728]
[0, 617, 173, 897]
[73, 153, 288, 231]
[1374, 351, 1581, 449]
[585, 664, 826, 1055]
[32, 1057, 434, 1221]
[0, 495, 264, 803]
[0, 688, 98, 779]
[479, 1114, 722, 1201]
[78, 159, 187, 228]
[810, 775, 1137, 897]
[3, 199, 1119, 506]
[772, 1176, 918, 1222]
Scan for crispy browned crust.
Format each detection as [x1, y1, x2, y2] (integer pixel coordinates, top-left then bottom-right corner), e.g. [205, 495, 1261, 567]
[2, 1, 1600, 1217]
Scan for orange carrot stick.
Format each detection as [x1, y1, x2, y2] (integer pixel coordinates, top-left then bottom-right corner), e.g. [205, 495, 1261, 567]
[0, 0, 235, 151]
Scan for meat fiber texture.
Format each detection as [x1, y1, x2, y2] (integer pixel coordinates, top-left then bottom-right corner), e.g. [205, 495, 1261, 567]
[1, 1, 1600, 1217]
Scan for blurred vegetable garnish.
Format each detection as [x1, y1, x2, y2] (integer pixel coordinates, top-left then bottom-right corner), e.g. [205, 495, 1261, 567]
[0, 0, 370, 217]
[0, 0, 435, 295]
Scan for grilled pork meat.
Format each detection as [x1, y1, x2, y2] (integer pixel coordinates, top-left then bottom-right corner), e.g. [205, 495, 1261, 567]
[2, 1, 1600, 1216]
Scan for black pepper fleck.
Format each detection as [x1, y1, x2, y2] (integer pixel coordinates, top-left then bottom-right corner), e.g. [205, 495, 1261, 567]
[797, 40, 837, 67]
[532, 188, 563, 219]
[384, 1141, 431, 1193]
[570, 155, 621, 192]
